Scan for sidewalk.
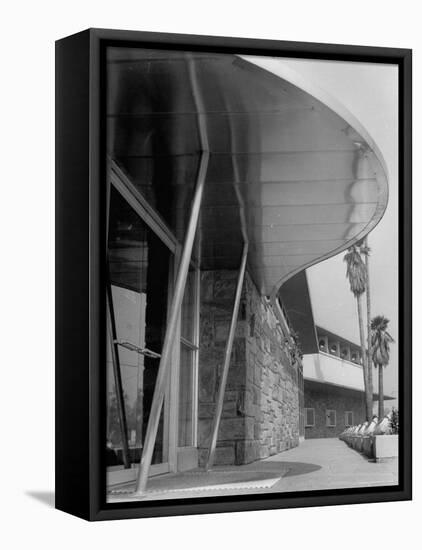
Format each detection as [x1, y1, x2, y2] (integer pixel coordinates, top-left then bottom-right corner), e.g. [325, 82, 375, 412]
[264, 438, 398, 492]
[108, 438, 398, 502]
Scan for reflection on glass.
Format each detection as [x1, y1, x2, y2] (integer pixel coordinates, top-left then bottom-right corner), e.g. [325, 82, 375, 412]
[181, 270, 195, 342]
[106, 187, 170, 468]
[178, 266, 198, 447]
[107, 46, 198, 242]
[178, 343, 194, 447]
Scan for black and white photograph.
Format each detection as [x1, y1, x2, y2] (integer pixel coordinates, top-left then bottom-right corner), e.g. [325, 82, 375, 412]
[103, 44, 402, 503]
[3, 0, 421, 544]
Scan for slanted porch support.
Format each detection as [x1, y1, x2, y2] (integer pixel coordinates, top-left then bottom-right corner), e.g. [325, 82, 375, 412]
[133, 150, 209, 496]
[205, 242, 248, 471]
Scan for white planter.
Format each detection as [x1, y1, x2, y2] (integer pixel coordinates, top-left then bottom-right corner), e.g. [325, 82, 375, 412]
[373, 434, 399, 461]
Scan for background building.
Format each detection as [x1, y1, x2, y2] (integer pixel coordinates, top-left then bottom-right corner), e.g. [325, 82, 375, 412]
[280, 271, 393, 440]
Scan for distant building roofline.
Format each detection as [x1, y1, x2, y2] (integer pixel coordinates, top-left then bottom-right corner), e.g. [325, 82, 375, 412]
[304, 377, 395, 400]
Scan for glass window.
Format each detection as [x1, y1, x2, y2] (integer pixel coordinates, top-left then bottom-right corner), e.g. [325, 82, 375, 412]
[345, 411, 354, 426]
[106, 186, 171, 468]
[178, 343, 195, 447]
[107, 47, 199, 243]
[340, 346, 351, 360]
[178, 266, 199, 447]
[328, 339, 339, 356]
[305, 408, 315, 427]
[181, 270, 196, 342]
[318, 338, 327, 352]
[326, 409, 336, 427]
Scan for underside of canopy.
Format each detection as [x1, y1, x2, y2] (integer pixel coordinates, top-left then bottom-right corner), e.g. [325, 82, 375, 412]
[107, 47, 388, 298]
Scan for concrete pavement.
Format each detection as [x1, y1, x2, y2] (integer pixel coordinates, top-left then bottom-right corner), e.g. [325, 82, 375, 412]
[108, 438, 398, 502]
[265, 437, 398, 492]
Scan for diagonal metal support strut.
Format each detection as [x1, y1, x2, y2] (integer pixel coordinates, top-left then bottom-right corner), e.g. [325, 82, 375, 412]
[134, 54, 209, 496]
[205, 242, 248, 471]
[133, 150, 209, 496]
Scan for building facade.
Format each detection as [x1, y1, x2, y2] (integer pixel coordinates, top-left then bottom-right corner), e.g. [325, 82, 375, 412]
[304, 380, 365, 439]
[303, 325, 368, 438]
[280, 273, 393, 440]
[103, 46, 389, 495]
[198, 270, 301, 466]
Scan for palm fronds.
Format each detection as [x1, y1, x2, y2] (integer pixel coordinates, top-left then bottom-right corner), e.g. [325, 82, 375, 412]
[371, 315, 394, 367]
[344, 245, 367, 296]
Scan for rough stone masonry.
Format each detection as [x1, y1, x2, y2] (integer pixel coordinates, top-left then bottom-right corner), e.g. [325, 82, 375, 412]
[198, 270, 300, 466]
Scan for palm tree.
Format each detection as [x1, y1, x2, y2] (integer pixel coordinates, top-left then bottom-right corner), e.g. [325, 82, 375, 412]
[359, 237, 374, 417]
[371, 315, 395, 418]
[344, 245, 371, 420]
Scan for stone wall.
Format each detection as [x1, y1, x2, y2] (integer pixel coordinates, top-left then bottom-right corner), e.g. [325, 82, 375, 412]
[198, 269, 300, 466]
[304, 379, 366, 439]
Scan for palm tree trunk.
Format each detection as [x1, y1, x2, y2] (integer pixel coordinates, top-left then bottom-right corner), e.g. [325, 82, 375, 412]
[357, 294, 371, 421]
[364, 237, 374, 417]
[378, 365, 384, 418]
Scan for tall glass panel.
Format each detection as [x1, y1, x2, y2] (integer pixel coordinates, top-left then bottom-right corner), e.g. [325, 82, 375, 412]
[178, 267, 198, 447]
[106, 187, 171, 470]
[181, 270, 196, 342]
[178, 343, 194, 447]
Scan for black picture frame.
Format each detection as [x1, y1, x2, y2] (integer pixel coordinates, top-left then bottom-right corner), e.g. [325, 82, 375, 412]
[55, 28, 412, 521]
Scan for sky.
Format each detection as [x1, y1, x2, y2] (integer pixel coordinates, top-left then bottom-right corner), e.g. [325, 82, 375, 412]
[276, 58, 399, 400]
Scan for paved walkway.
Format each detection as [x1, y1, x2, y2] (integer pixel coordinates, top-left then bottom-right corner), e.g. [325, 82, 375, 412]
[108, 438, 398, 502]
[264, 438, 398, 492]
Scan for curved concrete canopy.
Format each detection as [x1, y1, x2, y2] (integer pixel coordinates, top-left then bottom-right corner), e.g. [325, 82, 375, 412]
[107, 48, 388, 298]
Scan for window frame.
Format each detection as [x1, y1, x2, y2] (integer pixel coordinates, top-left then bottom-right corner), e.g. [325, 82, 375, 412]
[105, 163, 177, 484]
[326, 409, 337, 427]
[305, 407, 315, 427]
[177, 260, 200, 450]
[345, 411, 354, 427]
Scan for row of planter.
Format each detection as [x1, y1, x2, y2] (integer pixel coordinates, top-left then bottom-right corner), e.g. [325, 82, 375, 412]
[339, 414, 398, 462]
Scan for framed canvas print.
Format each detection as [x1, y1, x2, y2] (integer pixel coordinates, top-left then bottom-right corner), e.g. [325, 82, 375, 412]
[55, 28, 412, 521]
